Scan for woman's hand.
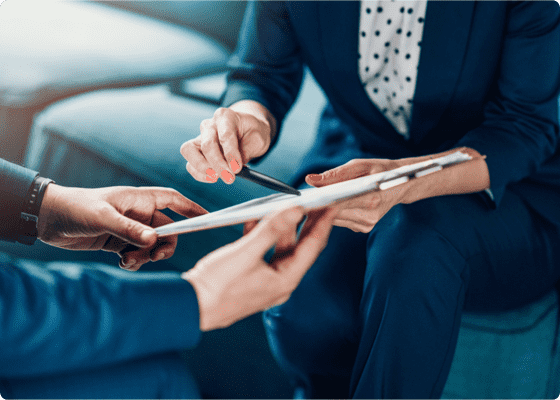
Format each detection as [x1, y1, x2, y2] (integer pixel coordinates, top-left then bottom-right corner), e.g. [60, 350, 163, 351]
[182, 206, 338, 331]
[304, 147, 490, 233]
[38, 184, 207, 270]
[305, 158, 403, 233]
[180, 100, 277, 185]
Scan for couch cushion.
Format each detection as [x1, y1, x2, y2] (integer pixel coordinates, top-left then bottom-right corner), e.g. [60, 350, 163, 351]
[94, 1, 247, 52]
[0, 0, 229, 108]
[442, 290, 560, 399]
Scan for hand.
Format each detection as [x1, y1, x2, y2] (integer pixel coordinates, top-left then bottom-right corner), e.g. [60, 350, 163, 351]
[180, 100, 277, 185]
[305, 158, 403, 233]
[182, 206, 338, 331]
[37, 184, 207, 270]
[303, 147, 490, 233]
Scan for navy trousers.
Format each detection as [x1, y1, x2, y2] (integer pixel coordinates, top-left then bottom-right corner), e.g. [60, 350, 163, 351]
[263, 188, 560, 399]
[1, 352, 199, 399]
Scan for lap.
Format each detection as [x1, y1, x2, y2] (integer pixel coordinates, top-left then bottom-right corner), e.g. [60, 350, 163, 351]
[370, 190, 560, 312]
[264, 183, 560, 396]
[264, 225, 367, 373]
[279, 187, 560, 315]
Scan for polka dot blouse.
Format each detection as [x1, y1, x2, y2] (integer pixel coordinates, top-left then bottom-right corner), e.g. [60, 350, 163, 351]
[358, 0, 427, 139]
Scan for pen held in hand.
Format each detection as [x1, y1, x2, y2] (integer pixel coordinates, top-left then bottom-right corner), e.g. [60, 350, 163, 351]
[236, 166, 301, 196]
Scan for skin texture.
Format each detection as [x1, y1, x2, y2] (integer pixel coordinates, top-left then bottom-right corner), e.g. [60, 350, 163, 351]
[181, 100, 277, 184]
[182, 102, 491, 233]
[182, 206, 338, 331]
[304, 147, 490, 232]
[38, 184, 207, 270]
[37, 183, 338, 331]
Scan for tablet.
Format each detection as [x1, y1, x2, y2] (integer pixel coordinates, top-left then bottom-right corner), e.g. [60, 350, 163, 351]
[155, 151, 472, 237]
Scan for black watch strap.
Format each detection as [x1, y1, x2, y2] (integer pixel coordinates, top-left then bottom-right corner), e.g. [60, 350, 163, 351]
[17, 176, 54, 245]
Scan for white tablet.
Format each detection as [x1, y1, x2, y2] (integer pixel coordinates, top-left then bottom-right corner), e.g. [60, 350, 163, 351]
[155, 151, 472, 237]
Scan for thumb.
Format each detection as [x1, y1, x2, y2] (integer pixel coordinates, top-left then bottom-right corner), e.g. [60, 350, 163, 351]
[241, 207, 305, 259]
[305, 160, 370, 187]
[102, 208, 158, 248]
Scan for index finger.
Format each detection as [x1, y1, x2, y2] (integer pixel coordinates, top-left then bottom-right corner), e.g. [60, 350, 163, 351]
[238, 207, 305, 260]
[272, 207, 338, 277]
[146, 187, 208, 218]
[215, 112, 243, 173]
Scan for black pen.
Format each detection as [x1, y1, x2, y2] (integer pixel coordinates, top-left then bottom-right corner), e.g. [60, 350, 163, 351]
[236, 166, 301, 196]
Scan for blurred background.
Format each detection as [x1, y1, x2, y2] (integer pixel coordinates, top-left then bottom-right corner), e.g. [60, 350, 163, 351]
[0, 0, 327, 398]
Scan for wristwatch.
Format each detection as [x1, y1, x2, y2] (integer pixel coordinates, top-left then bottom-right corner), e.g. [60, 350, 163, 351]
[17, 176, 54, 245]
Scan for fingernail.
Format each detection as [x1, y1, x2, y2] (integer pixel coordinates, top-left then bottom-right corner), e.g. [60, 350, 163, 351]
[125, 259, 137, 267]
[206, 168, 218, 179]
[230, 159, 240, 172]
[307, 174, 322, 181]
[221, 170, 234, 184]
[141, 230, 156, 243]
[157, 252, 165, 261]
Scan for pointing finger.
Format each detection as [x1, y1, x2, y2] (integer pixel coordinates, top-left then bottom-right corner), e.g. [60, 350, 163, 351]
[305, 160, 371, 187]
[240, 207, 305, 260]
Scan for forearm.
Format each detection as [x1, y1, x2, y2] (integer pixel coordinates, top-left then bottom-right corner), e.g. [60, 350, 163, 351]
[455, 1, 560, 205]
[0, 260, 200, 378]
[398, 147, 490, 204]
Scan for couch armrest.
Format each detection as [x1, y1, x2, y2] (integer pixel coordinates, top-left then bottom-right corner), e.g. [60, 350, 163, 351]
[0, 1, 229, 109]
[93, 0, 247, 52]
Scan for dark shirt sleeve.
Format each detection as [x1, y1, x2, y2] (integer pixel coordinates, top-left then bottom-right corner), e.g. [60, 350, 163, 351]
[458, 1, 560, 206]
[0, 254, 201, 378]
[0, 158, 38, 243]
[221, 0, 304, 162]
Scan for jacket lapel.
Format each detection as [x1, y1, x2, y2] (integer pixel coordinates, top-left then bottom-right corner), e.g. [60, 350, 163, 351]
[410, 1, 476, 143]
[317, 1, 397, 136]
[314, 1, 476, 146]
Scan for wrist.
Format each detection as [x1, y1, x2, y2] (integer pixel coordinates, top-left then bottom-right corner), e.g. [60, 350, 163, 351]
[399, 147, 490, 204]
[18, 176, 54, 245]
[37, 183, 62, 241]
[181, 271, 218, 332]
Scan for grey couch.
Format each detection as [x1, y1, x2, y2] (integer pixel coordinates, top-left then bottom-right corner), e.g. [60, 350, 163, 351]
[2, 1, 559, 398]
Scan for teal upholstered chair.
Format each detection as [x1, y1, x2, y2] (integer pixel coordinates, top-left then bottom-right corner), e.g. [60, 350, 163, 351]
[2, 1, 558, 397]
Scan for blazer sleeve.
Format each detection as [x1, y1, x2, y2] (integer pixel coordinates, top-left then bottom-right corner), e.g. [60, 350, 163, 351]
[221, 0, 304, 161]
[0, 158, 38, 243]
[0, 255, 201, 378]
[457, 1, 560, 206]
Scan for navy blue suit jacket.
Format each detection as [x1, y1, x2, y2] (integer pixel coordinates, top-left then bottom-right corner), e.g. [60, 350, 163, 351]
[223, 1, 560, 224]
[0, 158, 200, 378]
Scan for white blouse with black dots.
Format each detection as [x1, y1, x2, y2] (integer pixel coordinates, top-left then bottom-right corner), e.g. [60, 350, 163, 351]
[358, 1, 427, 139]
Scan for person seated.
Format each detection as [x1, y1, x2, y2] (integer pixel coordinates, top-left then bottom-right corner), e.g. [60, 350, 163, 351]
[181, 1, 560, 398]
[0, 157, 336, 399]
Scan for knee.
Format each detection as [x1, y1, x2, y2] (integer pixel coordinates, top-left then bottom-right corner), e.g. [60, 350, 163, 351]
[264, 284, 358, 343]
[365, 204, 468, 298]
[263, 285, 359, 373]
